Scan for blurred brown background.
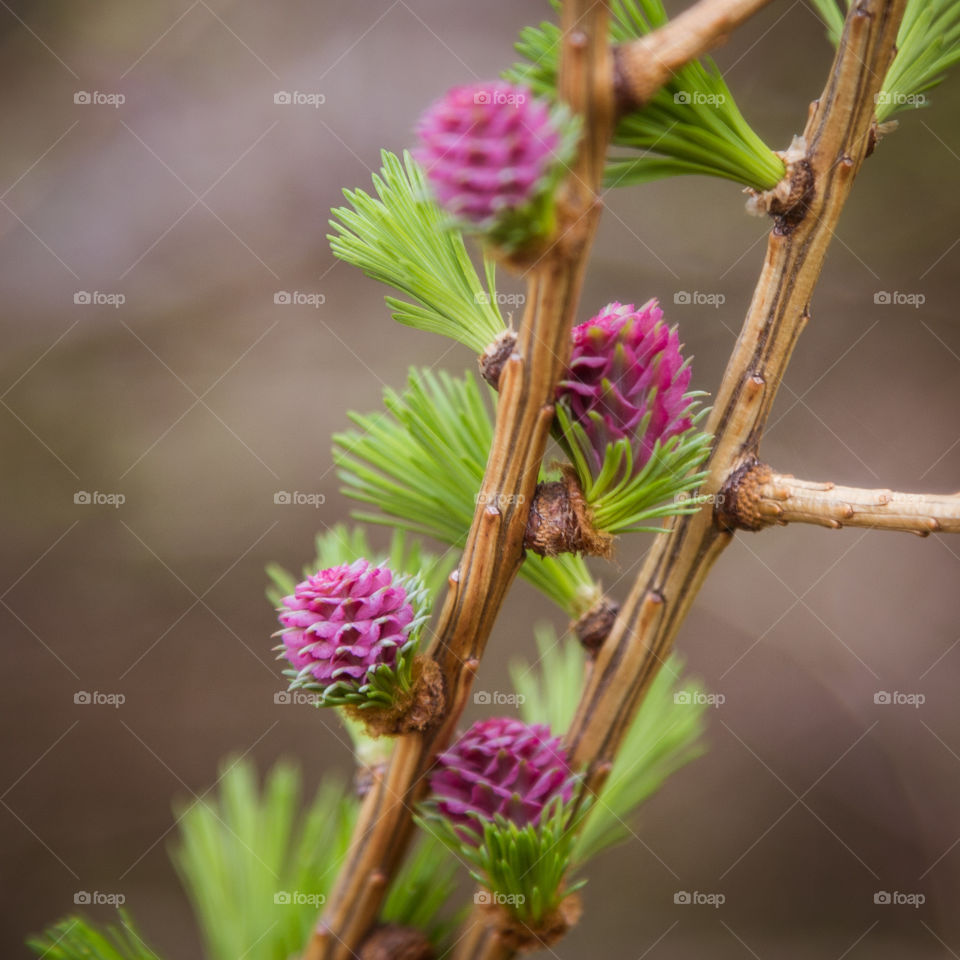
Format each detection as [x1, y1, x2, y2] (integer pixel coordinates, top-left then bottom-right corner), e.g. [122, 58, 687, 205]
[2, 1, 959, 957]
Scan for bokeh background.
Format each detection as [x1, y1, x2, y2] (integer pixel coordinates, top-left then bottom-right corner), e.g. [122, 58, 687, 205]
[2, 1, 959, 957]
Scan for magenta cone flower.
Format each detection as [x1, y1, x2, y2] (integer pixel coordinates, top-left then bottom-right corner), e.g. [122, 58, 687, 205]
[414, 81, 571, 237]
[558, 300, 693, 474]
[430, 718, 573, 841]
[277, 560, 415, 688]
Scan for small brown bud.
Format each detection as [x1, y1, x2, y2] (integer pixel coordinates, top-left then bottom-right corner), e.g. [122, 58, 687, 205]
[524, 468, 613, 559]
[359, 924, 435, 960]
[574, 597, 620, 655]
[478, 329, 518, 388]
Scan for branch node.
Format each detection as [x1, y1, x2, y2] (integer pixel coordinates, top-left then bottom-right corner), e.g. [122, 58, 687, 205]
[744, 372, 766, 400]
[344, 657, 446, 737]
[479, 329, 519, 388]
[524, 468, 613, 558]
[479, 892, 583, 952]
[745, 136, 814, 232]
[715, 458, 774, 531]
[359, 924, 435, 960]
[573, 597, 621, 655]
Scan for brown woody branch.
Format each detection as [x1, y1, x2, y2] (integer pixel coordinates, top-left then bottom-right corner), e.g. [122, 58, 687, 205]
[615, 0, 774, 108]
[564, 0, 906, 851]
[456, 0, 802, 956]
[303, 3, 615, 957]
[717, 461, 960, 535]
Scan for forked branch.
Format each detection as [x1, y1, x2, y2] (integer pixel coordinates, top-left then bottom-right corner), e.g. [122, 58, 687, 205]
[615, 0, 774, 106]
[565, 0, 906, 846]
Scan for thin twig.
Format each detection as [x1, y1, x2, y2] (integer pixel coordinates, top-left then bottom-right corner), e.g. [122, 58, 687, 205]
[615, 0, 774, 106]
[718, 462, 960, 535]
[302, 2, 615, 956]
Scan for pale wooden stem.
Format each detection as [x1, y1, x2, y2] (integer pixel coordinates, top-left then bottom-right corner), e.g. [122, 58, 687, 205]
[454, 906, 517, 960]
[456, 1, 792, 959]
[616, 0, 774, 105]
[446, 3, 615, 958]
[724, 463, 960, 535]
[303, 4, 614, 957]
[566, 0, 906, 808]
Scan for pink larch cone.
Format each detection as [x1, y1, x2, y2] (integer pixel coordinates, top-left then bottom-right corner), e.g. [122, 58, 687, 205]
[558, 300, 693, 474]
[430, 717, 573, 842]
[413, 81, 569, 233]
[276, 559, 414, 687]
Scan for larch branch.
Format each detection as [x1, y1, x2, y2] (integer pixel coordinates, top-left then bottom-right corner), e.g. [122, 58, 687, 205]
[565, 0, 906, 829]
[718, 462, 960, 535]
[303, 1, 615, 956]
[615, 0, 774, 107]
